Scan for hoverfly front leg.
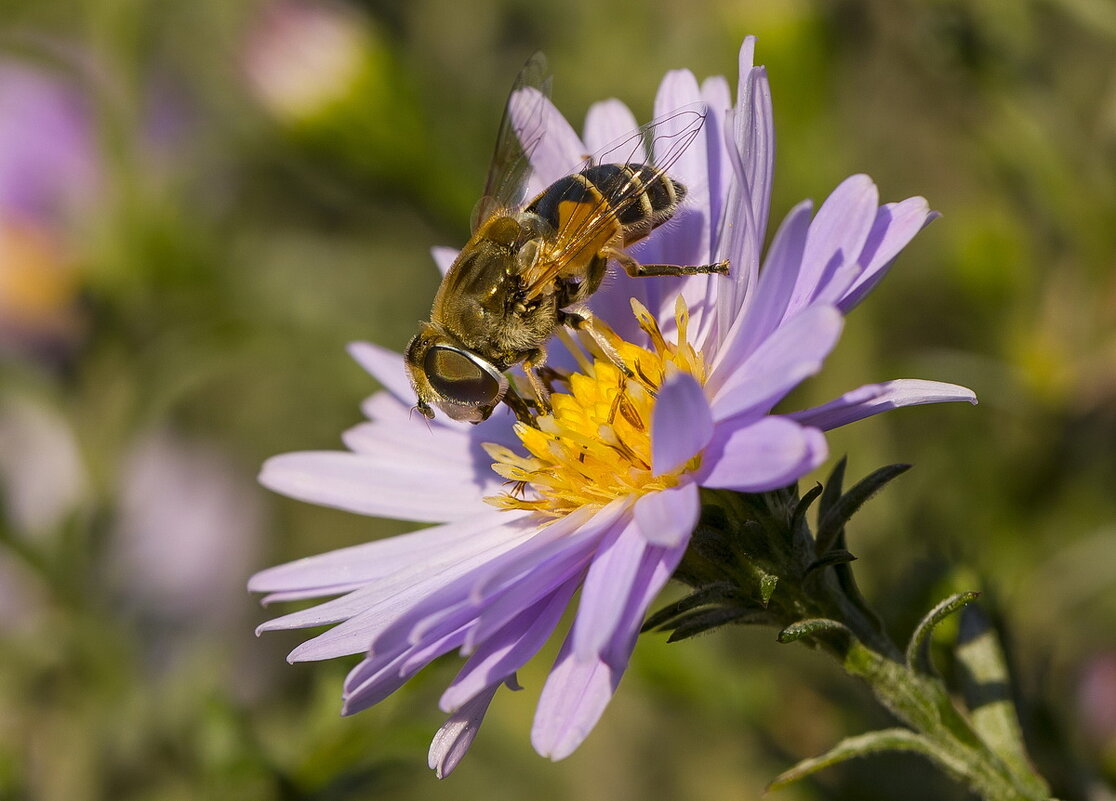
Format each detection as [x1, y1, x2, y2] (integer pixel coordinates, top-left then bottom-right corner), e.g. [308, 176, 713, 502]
[521, 348, 553, 416]
[501, 383, 539, 426]
[603, 246, 730, 278]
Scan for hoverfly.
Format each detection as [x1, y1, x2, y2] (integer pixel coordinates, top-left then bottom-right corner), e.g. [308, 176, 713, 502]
[405, 55, 729, 424]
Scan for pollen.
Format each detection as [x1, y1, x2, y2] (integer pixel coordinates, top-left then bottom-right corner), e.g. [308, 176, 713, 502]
[485, 296, 708, 516]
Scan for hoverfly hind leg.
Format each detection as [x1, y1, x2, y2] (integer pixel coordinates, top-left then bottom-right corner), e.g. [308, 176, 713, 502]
[604, 246, 730, 278]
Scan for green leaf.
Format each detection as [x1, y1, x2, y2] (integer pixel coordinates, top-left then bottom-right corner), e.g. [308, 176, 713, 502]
[767, 728, 969, 791]
[815, 463, 911, 557]
[806, 549, 858, 574]
[905, 591, 981, 673]
[955, 605, 1051, 799]
[791, 482, 823, 531]
[816, 456, 847, 529]
[641, 582, 739, 632]
[665, 608, 774, 642]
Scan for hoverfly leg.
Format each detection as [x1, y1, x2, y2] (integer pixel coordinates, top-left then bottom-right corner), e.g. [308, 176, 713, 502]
[522, 349, 553, 416]
[536, 364, 570, 394]
[501, 384, 539, 426]
[604, 246, 730, 278]
[559, 304, 636, 380]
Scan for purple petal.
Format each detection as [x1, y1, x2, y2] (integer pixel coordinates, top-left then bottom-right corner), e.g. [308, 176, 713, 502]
[429, 682, 502, 778]
[789, 379, 978, 431]
[467, 502, 619, 603]
[710, 305, 844, 422]
[347, 341, 412, 403]
[737, 60, 774, 266]
[572, 515, 646, 660]
[431, 246, 458, 276]
[249, 509, 521, 595]
[532, 538, 685, 760]
[0, 64, 99, 224]
[651, 368, 713, 475]
[257, 515, 537, 660]
[343, 624, 468, 714]
[838, 198, 937, 313]
[582, 99, 641, 160]
[632, 482, 700, 547]
[700, 74, 732, 261]
[442, 584, 575, 712]
[508, 87, 586, 198]
[698, 417, 828, 492]
[709, 199, 813, 385]
[259, 450, 489, 523]
[713, 40, 774, 343]
[531, 637, 619, 760]
[786, 174, 879, 318]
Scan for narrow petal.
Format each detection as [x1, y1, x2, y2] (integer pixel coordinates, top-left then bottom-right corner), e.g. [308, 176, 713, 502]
[698, 416, 827, 492]
[430, 245, 458, 276]
[259, 451, 489, 523]
[248, 509, 520, 595]
[786, 174, 879, 318]
[441, 583, 575, 712]
[838, 198, 937, 313]
[710, 305, 844, 423]
[700, 74, 732, 259]
[582, 99, 641, 160]
[508, 87, 586, 197]
[713, 42, 774, 341]
[572, 515, 646, 661]
[640, 69, 711, 322]
[347, 341, 412, 403]
[709, 199, 812, 385]
[532, 539, 685, 760]
[531, 637, 619, 761]
[789, 379, 978, 431]
[632, 482, 700, 547]
[651, 368, 713, 476]
[343, 625, 468, 715]
[259, 515, 537, 661]
[430, 682, 502, 778]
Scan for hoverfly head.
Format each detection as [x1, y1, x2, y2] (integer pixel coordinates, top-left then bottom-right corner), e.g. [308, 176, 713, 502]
[404, 323, 508, 424]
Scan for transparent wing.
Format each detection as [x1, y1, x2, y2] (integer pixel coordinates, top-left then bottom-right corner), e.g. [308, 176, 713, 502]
[471, 52, 552, 232]
[520, 104, 709, 299]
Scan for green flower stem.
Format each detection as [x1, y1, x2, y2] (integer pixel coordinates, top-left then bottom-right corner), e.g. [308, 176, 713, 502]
[666, 483, 1057, 799]
[812, 582, 1053, 801]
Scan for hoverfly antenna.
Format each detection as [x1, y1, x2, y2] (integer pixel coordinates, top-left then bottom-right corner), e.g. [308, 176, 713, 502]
[409, 404, 435, 431]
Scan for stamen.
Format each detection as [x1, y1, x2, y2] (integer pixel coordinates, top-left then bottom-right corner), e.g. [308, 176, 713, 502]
[484, 296, 709, 517]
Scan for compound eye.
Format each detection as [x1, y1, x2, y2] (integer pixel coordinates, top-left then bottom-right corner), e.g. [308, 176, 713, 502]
[424, 346, 506, 406]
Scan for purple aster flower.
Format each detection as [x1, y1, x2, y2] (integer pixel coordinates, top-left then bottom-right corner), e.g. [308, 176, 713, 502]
[0, 61, 99, 228]
[251, 37, 976, 776]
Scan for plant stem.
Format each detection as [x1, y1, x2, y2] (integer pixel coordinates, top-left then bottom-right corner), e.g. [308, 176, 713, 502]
[820, 584, 1053, 801]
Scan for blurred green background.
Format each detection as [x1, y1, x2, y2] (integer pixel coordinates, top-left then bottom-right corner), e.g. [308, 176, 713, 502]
[0, 0, 1114, 799]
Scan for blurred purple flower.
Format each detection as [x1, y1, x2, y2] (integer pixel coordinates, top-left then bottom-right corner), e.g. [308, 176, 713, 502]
[242, 0, 370, 122]
[251, 37, 976, 775]
[1078, 652, 1116, 749]
[0, 59, 99, 354]
[0, 61, 99, 228]
[113, 430, 265, 623]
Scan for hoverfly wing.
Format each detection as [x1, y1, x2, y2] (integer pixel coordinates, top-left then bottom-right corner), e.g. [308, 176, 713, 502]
[472, 52, 552, 232]
[520, 102, 710, 300]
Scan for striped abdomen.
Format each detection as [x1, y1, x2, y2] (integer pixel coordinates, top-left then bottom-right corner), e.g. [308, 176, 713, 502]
[526, 163, 686, 246]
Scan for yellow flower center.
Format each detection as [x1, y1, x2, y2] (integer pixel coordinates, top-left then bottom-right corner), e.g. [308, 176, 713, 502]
[484, 296, 708, 517]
